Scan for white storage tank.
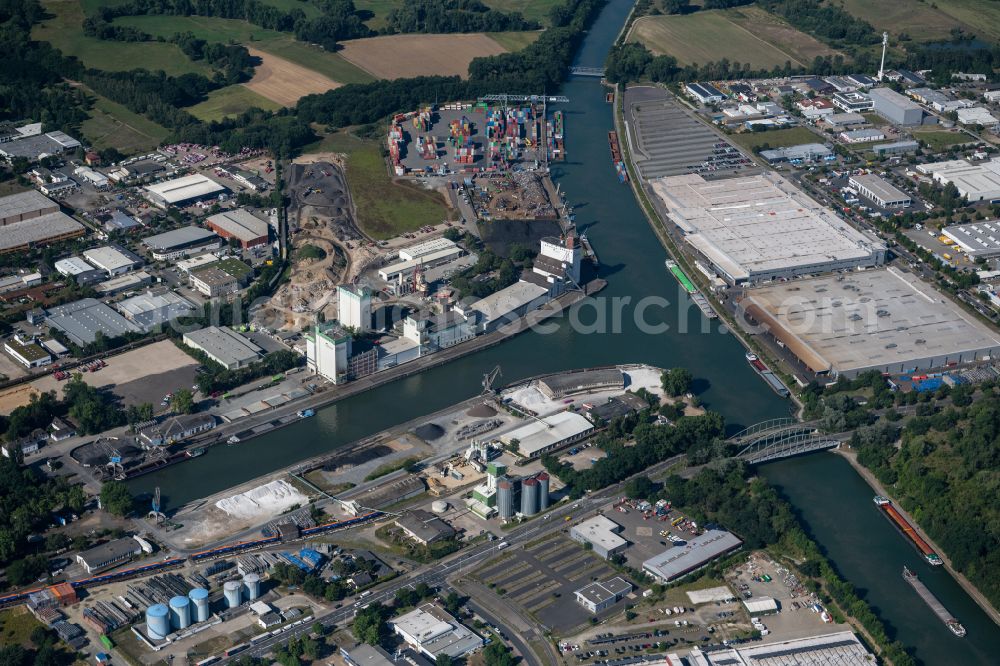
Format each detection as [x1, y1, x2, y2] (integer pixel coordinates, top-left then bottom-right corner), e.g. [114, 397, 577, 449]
[224, 580, 242, 608]
[243, 573, 261, 601]
[431, 500, 448, 514]
[169, 595, 191, 630]
[145, 603, 170, 639]
[188, 587, 210, 623]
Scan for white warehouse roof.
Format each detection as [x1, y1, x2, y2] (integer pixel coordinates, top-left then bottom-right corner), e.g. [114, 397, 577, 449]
[144, 174, 225, 205]
[206, 208, 269, 241]
[54, 256, 95, 276]
[399, 237, 458, 261]
[918, 158, 1000, 202]
[498, 410, 594, 457]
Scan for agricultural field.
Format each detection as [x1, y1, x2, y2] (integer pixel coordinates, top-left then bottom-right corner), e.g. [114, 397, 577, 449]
[337, 33, 509, 80]
[186, 84, 283, 122]
[832, 0, 995, 42]
[354, 0, 562, 29]
[81, 87, 172, 153]
[34, 0, 211, 76]
[629, 9, 836, 70]
[305, 131, 453, 238]
[243, 48, 342, 107]
[486, 30, 542, 52]
[731, 127, 823, 152]
[113, 15, 374, 86]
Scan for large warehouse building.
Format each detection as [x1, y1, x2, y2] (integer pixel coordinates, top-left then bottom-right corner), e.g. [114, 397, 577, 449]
[144, 174, 227, 209]
[869, 87, 924, 125]
[0, 190, 84, 254]
[917, 158, 1000, 202]
[740, 267, 1000, 378]
[0, 190, 59, 225]
[942, 221, 1000, 258]
[183, 326, 263, 369]
[848, 174, 911, 208]
[142, 226, 222, 261]
[651, 172, 885, 284]
[498, 411, 594, 459]
[205, 208, 269, 248]
[643, 530, 743, 582]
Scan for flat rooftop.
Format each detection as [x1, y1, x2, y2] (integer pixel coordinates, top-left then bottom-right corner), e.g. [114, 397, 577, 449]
[498, 410, 593, 457]
[183, 326, 263, 367]
[391, 604, 481, 658]
[942, 221, 1000, 257]
[471, 281, 548, 323]
[571, 515, 628, 553]
[538, 368, 625, 398]
[0, 190, 57, 220]
[46, 298, 141, 346]
[917, 158, 1000, 201]
[0, 212, 85, 252]
[689, 630, 874, 665]
[651, 172, 884, 282]
[576, 577, 632, 606]
[848, 174, 910, 204]
[643, 529, 743, 582]
[144, 174, 225, 205]
[206, 208, 269, 241]
[143, 225, 220, 252]
[742, 267, 1000, 376]
[83, 245, 142, 272]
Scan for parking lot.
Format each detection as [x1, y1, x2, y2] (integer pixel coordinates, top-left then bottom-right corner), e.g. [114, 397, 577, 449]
[590, 499, 697, 572]
[624, 86, 752, 180]
[475, 533, 627, 634]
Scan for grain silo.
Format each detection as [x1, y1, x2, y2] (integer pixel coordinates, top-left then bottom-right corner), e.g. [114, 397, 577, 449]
[145, 603, 170, 639]
[497, 478, 515, 520]
[537, 472, 550, 510]
[223, 580, 242, 608]
[521, 477, 539, 516]
[169, 595, 191, 630]
[243, 573, 261, 601]
[188, 587, 210, 623]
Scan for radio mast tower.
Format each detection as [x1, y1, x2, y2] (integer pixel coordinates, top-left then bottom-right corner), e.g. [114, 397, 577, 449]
[877, 32, 889, 80]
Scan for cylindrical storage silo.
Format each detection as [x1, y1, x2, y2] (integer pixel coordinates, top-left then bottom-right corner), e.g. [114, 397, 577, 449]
[145, 603, 170, 640]
[537, 472, 550, 511]
[188, 588, 209, 623]
[521, 477, 539, 516]
[169, 595, 191, 630]
[243, 573, 261, 601]
[497, 478, 515, 520]
[224, 580, 242, 608]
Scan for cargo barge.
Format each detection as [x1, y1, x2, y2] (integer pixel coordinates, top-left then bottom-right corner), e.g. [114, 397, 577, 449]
[744, 353, 790, 398]
[665, 260, 717, 319]
[903, 566, 966, 637]
[608, 131, 628, 183]
[874, 496, 943, 566]
[580, 234, 599, 266]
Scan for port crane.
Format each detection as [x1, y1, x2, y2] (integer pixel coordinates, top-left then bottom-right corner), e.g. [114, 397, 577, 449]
[147, 487, 166, 524]
[482, 365, 502, 394]
[98, 438, 125, 480]
[476, 93, 569, 169]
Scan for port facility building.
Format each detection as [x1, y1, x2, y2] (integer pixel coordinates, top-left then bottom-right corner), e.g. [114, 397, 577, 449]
[848, 174, 911, 208]
[143, 174, 226, 208]
[498, 410, 594, 459]
[643, 529, 743, 583]
[651, 172, 885, 285]
[570, 515, 628, 559]
[740, 267, 1000, 378]
[917, 158, 1000, 202]
[942, 221, 1000, 258]
[470, 280, 549, 333]
[75, 537, 143, 574]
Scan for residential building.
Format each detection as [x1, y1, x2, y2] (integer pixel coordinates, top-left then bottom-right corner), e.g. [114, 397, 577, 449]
[75, 537, 143, 574]
[796, 98, 835, 118]
[1, 428, 47, 460]
[182, 326, 263, 369]
[49, 417, 76, 442]
[574, 577, 633, 613]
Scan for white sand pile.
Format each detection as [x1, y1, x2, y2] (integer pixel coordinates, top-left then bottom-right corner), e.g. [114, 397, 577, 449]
[215, 479, 306, 519]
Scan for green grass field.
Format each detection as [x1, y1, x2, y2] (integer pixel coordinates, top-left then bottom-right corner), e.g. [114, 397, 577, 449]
[354, 0, 560, 29]
[0, 609, 44, 647]
[629, 11, 815, 69]
[186, 86, 282, 122]
[911, 129, 976, 152]
[304, 130, 453, 239]
[731, 127, 823, 151]
[35, 0, 212, 76]
[81, 87, 172, 153]
[113, 15, 374, 84]
[833, 0, 1000, 42]
[486, 30, 541, 52]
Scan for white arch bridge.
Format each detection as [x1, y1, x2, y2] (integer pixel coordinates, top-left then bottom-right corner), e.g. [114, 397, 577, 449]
[570, 66, 605, 77]
[728, 418, 842, 465]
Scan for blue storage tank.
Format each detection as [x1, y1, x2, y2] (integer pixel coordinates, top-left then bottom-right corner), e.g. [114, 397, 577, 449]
[188, 588, 210, 623]
[145, 603, 170, 639]
[169, 595, 191, 630]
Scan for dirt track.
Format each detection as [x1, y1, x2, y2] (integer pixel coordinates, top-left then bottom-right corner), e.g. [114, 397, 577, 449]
[244, 48, 342, 106]
[337, 33, 508, 80]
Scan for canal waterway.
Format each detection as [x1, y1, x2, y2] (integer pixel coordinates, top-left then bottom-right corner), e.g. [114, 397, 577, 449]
[133, 1, 999, 661]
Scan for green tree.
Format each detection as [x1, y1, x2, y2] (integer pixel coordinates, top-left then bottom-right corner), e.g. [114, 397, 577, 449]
[624, 475, 656, 499]
[6, 554, 48, 586]
[436, 656, 454, 666]
[100, 480, 134, 517]
[482, 641, 516, 666]
[170, 388, 195, 414]
[352, 603, 388, 646]
[661, 368, 694, 397]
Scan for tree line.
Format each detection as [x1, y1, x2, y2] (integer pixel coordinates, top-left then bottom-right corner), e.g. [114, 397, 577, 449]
[385, 0, 538, 34]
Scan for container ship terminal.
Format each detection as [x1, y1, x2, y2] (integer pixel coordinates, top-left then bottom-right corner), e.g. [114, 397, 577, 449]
[874, 496, 943, 566]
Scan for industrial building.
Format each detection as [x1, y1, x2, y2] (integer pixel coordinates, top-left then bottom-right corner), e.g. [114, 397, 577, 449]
[138, 414, 216, 446]
[399, 238, 459, 262]
[830, 91, 873, 113]
[0, 131, 80, 162]
[822, 112, 867, 128]
[45, 298, 141, 346]
[96, 271, 152, 296]
[743, 597, 779, 616]
[740, 268, 1000, 377]
[471, 281, 549, 333]
[684, 82, 725, 105]
[642, 530, 743, 582]
[0, 190, 59, 225]
[869, 87, 924, 125]
[341, 644, 432, 666]
[390, 604, 483, 660]
[848, 174, 911, 208]
[918, 158, 1000, 202]
[872, 140, 919, 156]
[498, 410, 594, 458]
[758, 143, 833, 164]
[688, 630, 874, 665]
[338, 284, 372, 331]
[942, 221, 1000, 259]
[4, 337, 51, 368]
[104, 209, 141, 232]
[534, 235, 583, 286]
[176, 253, 220, 275]
[115, 291, 196, 332]
[651, 172, 885, 285]
[305, 320, 352, 384]
[75, 537, 143, 574]
[378, 246, 463, 282]
[205, 208, 269, 248]
[403, 310, 475, 350]
[394, 509, 456, 545]
[957, 107, 999, 127]
[570, 515, 628, 559]
[55, 256, 95, 277]
[83, 245, 143, 276]
[839, 128, 885, 144]
[538, 368, 625, 398]
[574, 577, 633, 613]
[182, 326, 263, 369]
[190, 266, 238, 297]
[142, 225, 222, 261]
[143, 174, 227, 208]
